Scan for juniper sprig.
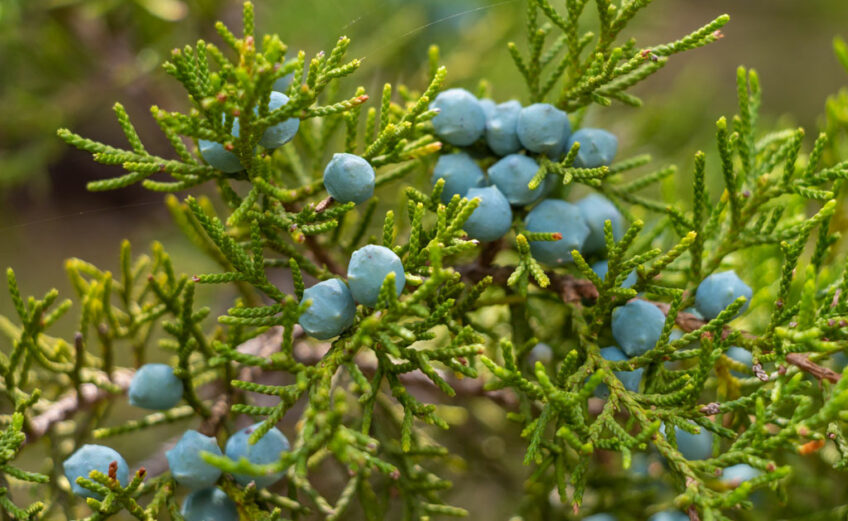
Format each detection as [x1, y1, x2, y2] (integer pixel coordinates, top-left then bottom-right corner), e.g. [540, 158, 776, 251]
[2, 1, 848, 520]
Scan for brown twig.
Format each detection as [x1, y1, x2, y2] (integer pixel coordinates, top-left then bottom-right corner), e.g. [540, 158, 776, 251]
[28, 321, 517, 445]
[303, 235, 345, 276]
[27, 369, 134, 443]
[459, 262, 841, 385]
[650, 302, 841, 383]
[784, 353, 841, 383]
[314, 196, 334, 214]
[457, 264, 597, 303]
[197, 326, 298, 436]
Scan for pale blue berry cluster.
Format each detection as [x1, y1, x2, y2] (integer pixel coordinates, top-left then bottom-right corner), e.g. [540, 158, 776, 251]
[297, 244, 406, 339]
[65, 409, 288, 516]
[199, 84, 300, 173]
[428, 88, 621, 256]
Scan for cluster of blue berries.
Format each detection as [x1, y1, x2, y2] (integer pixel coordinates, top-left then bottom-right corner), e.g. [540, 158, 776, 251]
[68, 359, 291, 517]
[200, 84, 300, 173]
[428, 88, 620, 259]
[64, 422, 289, 519]
[170, 423, 290, 520]
[430, 88, 617, 167]
[297, 244, 406, 339]
[605, 270, 751, 385]
[596, 270, 752, 464]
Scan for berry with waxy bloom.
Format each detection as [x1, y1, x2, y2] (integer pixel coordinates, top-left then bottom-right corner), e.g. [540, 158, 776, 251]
[725, 346, 752, 377]
[225, 423, 290, 489]
[347, 245, 406, 306]
[166, 430, 224, 490]
[487, 154, 547, 206]
[128, 363, 184, 410]
[256, 91, 300, 149]
[694, 270, 752, 320]
[198, 92, 299, 171]
[584, 515, 617, 521]
[429, 88, 486, 146]
[595, 346, 643, 398]
[462, 186, 513, 242]
[611, 300, 666, 357]
[430, 152, 487, 204]
[181, 487, 238, 521]
[524, 199, 589, 266]
[516, 103, 571, 156]
[567, 128, 618, 168]
[298, 279, 356, 339]
[648, 512, 689, 521]
[665, 422, 713, 461]
[591, 259, 637, 288]
[576, 193, 624, 254]
[478, 98, 496, 120]
[485, 100, 522, 156]
[721, 463, 760, 486]
[63, 444, 129, 499]
[323, 153, 376, 204]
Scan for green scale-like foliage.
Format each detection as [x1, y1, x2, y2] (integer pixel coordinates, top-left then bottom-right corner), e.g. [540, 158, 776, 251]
[1, 1, 848, 520]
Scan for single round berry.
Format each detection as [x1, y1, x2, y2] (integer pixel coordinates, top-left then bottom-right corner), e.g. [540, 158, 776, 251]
[694, 270, 752, 320]
[524, 199, 589, 266]
[225, 423, 290, 489]
[272, 71, 295, 93]
[63, 444, 130, 499]
[478, 98, 497, 120]
[463, 186, 513, 242]
[257, 91, 300, 149]
[648, 511, 689, 521]
[584, 515, 617, 521]
[429, 88, 486, 146]
[721, 463, 760, 486]
[669, 422, 713, 460]
[595, 346, 643, 398]
[166, 430, 223, 490]
[611, 300, 666, 357]
[298, 279, 356, 340]
[628, 452, 654, 478]
[485, 100, 522, 156]
[576, 194, 624, 254]
[323, 153, 376, 204]
[527, 342, 553, 365]
[431, 152, 487, 204]
[567, 128, 618, 168]
[181, 487, 238, 521]
[725, 346, 752, 378]
[685, 306, 704, 320]
[347, 245, 406, 307]
[602, 346, 643, 392]
[591, 260, 637, 288]
[516, 103, 571, 156]
[128, 363, 184, 410]
[487, 154, 547, 206]
[198, 140, 243, 173]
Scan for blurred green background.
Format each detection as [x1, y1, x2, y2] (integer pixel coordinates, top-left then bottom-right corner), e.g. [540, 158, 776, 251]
[3, 0, 848, 518]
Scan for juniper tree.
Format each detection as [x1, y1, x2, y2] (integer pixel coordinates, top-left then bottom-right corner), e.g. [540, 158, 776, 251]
[3, 1, 848, 520]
